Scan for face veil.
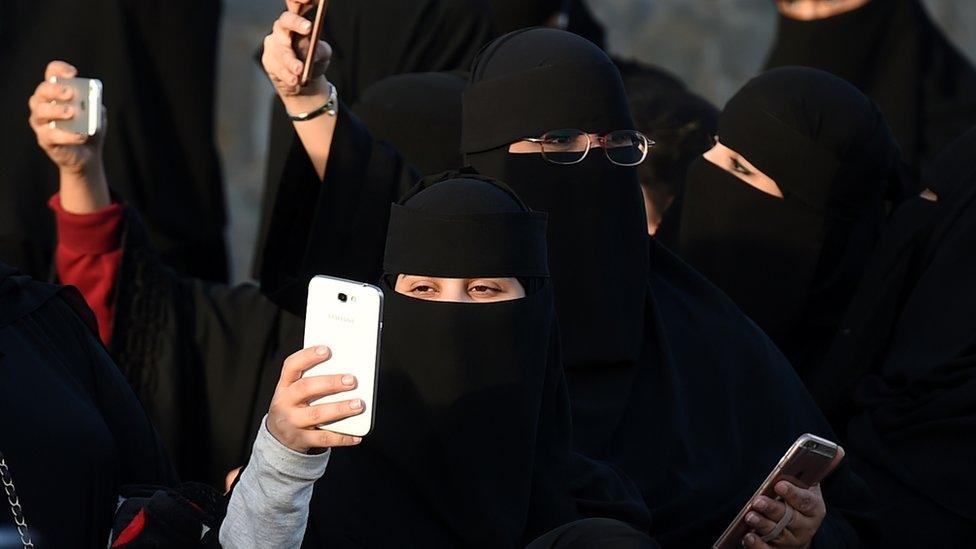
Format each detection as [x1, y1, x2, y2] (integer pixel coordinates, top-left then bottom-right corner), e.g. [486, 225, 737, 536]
[676, 67, 900, 373]
[461, 28, 649, 368]
[302, 174, 645, 546]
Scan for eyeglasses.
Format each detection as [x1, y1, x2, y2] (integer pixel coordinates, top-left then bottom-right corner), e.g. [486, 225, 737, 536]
[522, 129, 654, 166]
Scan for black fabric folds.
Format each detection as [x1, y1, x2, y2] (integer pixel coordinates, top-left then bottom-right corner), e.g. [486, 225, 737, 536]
[488, 0, 607, 49]
[808, 127, 976, 545]
[1, 263, 175, 547]
[302, 176, 650, 547]
[353, 72, 468, 175]
[0, 0, 227, 281]
[675, 67, 901, 379]
[765, 0, 976, 172]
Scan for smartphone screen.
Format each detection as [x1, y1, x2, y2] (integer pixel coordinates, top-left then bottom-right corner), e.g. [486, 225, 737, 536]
[301, 0, 329, 86]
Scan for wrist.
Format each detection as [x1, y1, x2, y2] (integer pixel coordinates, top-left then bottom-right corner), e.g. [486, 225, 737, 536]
[279, 76, 331, 112]
[59, 163, 111, 214]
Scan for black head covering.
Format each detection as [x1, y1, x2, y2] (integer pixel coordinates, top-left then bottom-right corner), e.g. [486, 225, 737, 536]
[323, 0, 495, 105]
[352, 72, 468, 176]
[765, 0, 976, 172]
[810, 127, 976, 544]
[674, 67, 900, 377]
[488, 0, 606, 49]
[462, 28, 648, 368]
[303, 175, 647, 546]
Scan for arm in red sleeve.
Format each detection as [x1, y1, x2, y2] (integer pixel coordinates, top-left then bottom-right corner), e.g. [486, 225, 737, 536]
[48, 193, 126, 346]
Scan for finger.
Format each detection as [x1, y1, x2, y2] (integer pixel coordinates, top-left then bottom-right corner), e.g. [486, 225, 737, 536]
[32, 81, 74, 104]
[30, 102, 75, 127]
[274, 11, 312, 37]
[277, 45, 305, 77]
[752, 495, 786, 522]
[291, 399, 364, 429]
[37, 128, 89, 147]
[286, 0, 317, 15]
[44, 60, 77, 82]
[312, 40, 332, 65]
[741, 533, 773, 549]
[744, 511, 779, 538]
[302, 429, 363, 450]
[289, 373, 357, 403]
[775, 481, 822, 517]
[279, 346, 331, 388]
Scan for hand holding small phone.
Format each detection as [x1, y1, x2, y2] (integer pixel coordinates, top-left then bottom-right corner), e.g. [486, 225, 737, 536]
[715, 434, 843, 549]
[266, 346, 366, 454]
[28, 61, 105, 174]
[262, 0, 332, 99]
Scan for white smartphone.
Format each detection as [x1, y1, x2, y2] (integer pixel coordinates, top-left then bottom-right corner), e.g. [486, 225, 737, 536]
[713, 434, 844, 549]
[303, 275, 384, 437]
[52, 77, 102, 136]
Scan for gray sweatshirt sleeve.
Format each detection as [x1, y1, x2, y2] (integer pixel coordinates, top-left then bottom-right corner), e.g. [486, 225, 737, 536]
[219, 415, 331, 548]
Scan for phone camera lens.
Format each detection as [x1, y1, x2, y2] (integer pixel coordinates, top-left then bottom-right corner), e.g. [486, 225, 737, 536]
[338, 293, 348, 302]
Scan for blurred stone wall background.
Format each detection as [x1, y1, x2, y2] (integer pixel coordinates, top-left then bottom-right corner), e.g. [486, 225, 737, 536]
[218, 0, 976, 283]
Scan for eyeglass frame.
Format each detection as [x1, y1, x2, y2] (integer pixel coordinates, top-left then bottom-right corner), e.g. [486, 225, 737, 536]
[520, 129, 654, 166]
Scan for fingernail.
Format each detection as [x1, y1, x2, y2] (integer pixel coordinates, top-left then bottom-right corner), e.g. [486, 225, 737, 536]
[754, 498, 767, 511]
[294, 61, 303, 73]
[745, 513, 757, 526]
[743, 534, 755, 545]
[301, 20, 312, 31]
[349, 399, 363, 410]
[63, 106, 72, 115]
[352, 436, 362, 444]
[775, 482, 789, 496]
[315, 345, 329, 356]
[341, 375, 355, 386]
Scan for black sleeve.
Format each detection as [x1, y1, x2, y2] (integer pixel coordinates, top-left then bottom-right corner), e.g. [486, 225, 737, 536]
[53, 287, 178, 488]
[257, 105, 421, 315]
[110, 210, 302, 486]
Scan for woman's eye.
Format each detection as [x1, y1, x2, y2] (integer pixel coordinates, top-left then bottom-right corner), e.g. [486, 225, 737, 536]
[410, 285, 436, 294]
[469, 285, 500, 295]
[731, 158, 752, 175]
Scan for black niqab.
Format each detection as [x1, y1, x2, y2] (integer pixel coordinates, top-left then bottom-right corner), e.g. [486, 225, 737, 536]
[488, 0, 606, 49]
[463, 28, 647, 368]
[353, 72, 468, 175]
[303, 175, 649, 547]
[674, 67, 900, 378]
[765, 0, 976, 172]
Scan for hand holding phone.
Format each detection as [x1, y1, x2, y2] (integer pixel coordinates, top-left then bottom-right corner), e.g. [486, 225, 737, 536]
[714, 434, 844, 549]
[28, 61, 111, 214]
[262, 2, 332, 98]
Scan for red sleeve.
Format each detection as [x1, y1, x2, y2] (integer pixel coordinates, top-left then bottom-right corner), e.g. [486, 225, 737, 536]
[48, 193, 126, 346]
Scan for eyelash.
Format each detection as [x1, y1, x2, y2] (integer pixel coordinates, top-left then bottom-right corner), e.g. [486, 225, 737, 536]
[731, 158, 752, 176]
[409, 284, 501, 295]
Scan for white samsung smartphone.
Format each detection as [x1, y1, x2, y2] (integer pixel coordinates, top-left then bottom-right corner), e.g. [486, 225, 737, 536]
[52, 77, 102, 136]
[303, 275, 384, 437]
[713, 434, 844, 549]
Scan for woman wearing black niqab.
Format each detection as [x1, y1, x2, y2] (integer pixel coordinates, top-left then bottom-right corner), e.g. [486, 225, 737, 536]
[765, 0, 976, 173]
[671, 67, 902, 380]
[806, 127, 976, 546]
[296, 174, 653, 547]
[257, 27, 879, 547]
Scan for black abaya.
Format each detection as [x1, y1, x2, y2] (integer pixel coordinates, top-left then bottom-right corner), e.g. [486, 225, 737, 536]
[765, 0, 976, 173]
[256, 29, 879, 548]
[808, 128, 976, 546]
[255, 0, 496, 273]
[0, 263, 175, 547]
[0, 0, 227, 281]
